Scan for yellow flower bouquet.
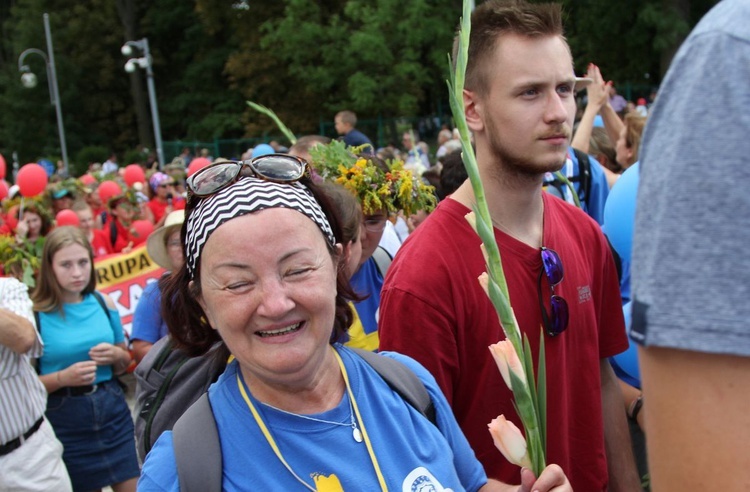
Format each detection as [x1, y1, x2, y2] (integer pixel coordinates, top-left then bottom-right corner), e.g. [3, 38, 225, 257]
[310, 140, 436, 216]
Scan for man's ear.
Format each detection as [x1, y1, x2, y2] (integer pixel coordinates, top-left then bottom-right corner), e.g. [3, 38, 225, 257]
[463, 89, 484, 133]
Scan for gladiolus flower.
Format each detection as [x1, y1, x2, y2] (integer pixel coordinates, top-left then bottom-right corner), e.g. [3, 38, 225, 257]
[478, 272, 490, 298]
[489, 340, 526, 390]
[465, 211, 477, 232]
[488, 415, 533, 469]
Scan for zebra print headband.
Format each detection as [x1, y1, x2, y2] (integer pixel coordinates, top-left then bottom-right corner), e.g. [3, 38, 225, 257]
[185, 177, 336, 278]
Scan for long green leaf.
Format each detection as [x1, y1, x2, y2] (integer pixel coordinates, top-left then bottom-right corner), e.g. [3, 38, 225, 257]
[246, 101, 297, 145]
[537, 329, 547, 455]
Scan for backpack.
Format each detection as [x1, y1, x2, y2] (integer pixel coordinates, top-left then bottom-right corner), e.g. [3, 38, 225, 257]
[371, 246, 392, 278]
[171, 347, 435, 492]
[543, 147, 592, 208]
[133, 336, 227, 462]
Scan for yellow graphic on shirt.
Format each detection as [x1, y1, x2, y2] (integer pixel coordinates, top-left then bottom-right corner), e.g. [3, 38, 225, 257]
[312, 473, 344, 491]
[344, 302, 379, 352]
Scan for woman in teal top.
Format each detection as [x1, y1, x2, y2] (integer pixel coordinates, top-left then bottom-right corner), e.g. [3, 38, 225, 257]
[32, 226, 139, 492]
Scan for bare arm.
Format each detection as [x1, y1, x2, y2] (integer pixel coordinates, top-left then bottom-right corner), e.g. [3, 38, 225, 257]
[0, 307, 36, 354]
[639, 346, 750, 490]
[572, 63, 609, 153]
[600, 360, 641, 491]
[132, 339, 154, 364]
[587, 64, 624, 146]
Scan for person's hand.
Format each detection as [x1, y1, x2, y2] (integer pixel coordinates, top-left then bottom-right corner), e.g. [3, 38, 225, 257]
[121, 241, 134, 254]
[14, 219, 28, 242]
[60, 360, 98, 387]
[89, 342, 125, 366]
[517, 465, 572, 492]
[585, 63, 610, 111]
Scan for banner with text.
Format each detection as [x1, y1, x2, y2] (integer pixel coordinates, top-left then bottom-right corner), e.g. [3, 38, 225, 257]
[94, 245, 165, 339]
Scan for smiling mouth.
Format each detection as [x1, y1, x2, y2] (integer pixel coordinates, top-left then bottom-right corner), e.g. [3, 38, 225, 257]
[256, 322, 303, 338]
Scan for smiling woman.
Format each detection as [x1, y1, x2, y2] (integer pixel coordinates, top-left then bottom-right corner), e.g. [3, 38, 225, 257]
[137, 156, 495, 491]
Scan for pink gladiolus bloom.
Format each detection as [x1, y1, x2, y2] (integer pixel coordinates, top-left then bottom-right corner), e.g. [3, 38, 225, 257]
[488, 415, 533, 469]
[489, 340, 526, 390]
[478, 272, 490, 297]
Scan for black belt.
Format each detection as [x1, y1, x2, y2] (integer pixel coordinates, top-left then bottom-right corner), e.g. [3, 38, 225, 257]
[50, 383, 100, 398]
[0, 417, 44, 456]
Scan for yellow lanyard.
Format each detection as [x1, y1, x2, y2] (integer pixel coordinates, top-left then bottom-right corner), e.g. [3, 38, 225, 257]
[236, 347, 388, 491]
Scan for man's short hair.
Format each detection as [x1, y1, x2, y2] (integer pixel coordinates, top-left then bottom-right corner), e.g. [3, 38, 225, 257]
[336, 110, 357, 127]
[288, 135, 332, 157]
[455, 0, 564, 96]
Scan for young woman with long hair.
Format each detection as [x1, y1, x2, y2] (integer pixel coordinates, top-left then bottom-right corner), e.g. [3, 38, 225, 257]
[32, 226, 139, 492]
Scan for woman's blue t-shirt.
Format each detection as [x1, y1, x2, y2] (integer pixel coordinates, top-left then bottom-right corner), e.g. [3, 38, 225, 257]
[38, 293, 124, 384]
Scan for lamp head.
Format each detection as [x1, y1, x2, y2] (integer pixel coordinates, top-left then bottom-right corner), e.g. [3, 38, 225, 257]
[124, 59, 137, 73]
[21, 71, 37, 88]
[121, 44, 133, 57]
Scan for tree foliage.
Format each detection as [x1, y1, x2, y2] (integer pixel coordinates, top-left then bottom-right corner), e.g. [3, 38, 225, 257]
[0, 0, 717, 171]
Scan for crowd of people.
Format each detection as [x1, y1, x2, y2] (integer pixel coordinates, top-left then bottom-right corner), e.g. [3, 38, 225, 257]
[1, 0, 747, 490]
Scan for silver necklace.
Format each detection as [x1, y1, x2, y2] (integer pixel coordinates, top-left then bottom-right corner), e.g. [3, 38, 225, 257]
[261, 393, 363, 443]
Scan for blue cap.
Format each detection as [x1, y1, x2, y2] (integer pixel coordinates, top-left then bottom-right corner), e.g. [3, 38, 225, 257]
[251, 143, 275, 159]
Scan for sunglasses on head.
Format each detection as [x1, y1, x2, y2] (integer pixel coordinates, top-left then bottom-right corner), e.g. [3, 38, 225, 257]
[538, 247, 569, 337]
[186, 154, 310, 198]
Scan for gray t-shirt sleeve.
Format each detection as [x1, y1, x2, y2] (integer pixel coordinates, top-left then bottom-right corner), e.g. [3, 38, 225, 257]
[630, 0, 750, 356]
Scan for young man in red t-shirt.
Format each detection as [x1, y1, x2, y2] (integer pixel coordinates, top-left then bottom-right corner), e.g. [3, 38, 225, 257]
[72, 201, 113, 258]
[378, 2, 639, 491]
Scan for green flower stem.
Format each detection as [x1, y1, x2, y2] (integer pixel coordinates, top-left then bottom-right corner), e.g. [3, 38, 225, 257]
[448, 0, 546, 477]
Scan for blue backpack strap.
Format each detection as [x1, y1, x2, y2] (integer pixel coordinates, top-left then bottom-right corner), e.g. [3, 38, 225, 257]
[173, 393, 222, 492]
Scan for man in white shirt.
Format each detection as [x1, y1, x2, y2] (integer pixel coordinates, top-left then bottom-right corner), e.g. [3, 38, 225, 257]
[0, 277, 72, 491]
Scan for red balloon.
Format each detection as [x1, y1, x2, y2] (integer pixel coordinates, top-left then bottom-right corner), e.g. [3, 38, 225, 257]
[6, 205, 19, 231]
[131, 219, 154, 245]
[123, 164, 146, 187]
[16, 163, 48, 197]
[56, 209, 80, 227]
[187, 157, 211, 177]
[79, 174, 97, 186]
[0, 180, 8, 201]
[97, 180, 122, 203]
[0, 154, 6, 179]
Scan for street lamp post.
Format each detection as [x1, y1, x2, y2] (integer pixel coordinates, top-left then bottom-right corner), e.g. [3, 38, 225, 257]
[122, 38, 164, 169]
[17, 13, 69, 176]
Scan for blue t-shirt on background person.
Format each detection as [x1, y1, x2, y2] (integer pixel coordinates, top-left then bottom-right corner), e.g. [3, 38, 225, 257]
[131, 279, 169, 344]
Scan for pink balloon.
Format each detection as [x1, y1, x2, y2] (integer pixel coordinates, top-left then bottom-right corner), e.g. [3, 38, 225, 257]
[16, 163, 48, 197]
[187, 157, 211, 177]
[0, 180, 8, 201]
[79, 174, 97, 186]
[97, 180, 122, 203]
[131, 219, 154, 245]
[0, 154, 6, 180]
[123, 164, 146, 187]
[56, 209, 80, 227]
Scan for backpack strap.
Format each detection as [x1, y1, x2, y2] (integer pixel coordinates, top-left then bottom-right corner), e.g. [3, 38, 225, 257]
[109, 219, 118, 248]
[91, 291, 116, 332]
[173, 393, 222, 492]
[371, 246, 393, 279]
[351, 347, 436, 424]
[171, 348, 435, 489]
[571, 147, 592, 206]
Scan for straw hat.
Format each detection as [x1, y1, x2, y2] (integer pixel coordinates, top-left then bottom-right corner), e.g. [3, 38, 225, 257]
[147, 210, 185, 270]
